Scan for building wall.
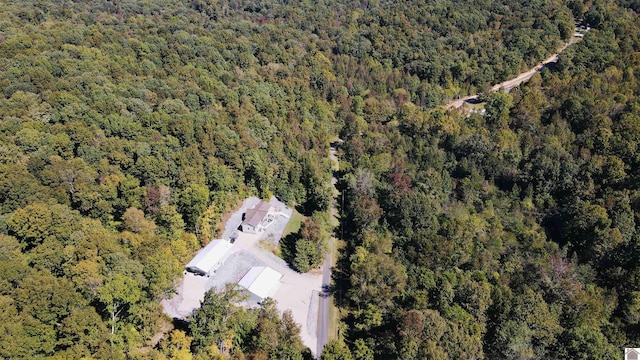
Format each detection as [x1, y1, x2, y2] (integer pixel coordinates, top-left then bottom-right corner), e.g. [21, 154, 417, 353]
[242, 223, 257, 233]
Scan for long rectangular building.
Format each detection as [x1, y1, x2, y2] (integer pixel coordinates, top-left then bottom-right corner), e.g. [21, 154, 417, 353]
[185, 239, 232, 276]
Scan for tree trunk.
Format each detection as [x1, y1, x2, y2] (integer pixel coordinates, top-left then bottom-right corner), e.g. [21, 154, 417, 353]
[111, 310, 116, 334]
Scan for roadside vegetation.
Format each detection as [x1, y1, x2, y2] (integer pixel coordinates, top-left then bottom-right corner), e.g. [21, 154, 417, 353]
[280, 213, 330, 273]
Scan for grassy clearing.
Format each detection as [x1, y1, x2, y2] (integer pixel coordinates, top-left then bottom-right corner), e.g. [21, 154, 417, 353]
[328, 297, 340, 341]
[282, 209, 305, 238]
[277, 209, 305, 262]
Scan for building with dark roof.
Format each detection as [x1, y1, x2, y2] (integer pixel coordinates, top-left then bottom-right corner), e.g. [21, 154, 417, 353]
[241, 201, 275, 233]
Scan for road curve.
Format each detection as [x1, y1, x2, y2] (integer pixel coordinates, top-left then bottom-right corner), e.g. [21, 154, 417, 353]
[445, 34, 581, 110]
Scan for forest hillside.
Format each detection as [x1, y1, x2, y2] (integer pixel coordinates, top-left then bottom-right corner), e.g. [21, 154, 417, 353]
[0, 0, 637, 359]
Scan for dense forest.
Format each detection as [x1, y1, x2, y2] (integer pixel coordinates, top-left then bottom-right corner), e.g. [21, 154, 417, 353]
[332, 1, 640, 359]
[0, 0, 637, 358]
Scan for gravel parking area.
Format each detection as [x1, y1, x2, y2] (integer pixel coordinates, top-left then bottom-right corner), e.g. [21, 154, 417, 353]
[307, 291, 320, 340]
[205, 251, 262, 292]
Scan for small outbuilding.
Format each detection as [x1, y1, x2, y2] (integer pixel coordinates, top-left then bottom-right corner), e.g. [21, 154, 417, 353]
[185, 239, 233, 276]
[238, 266, 283, 300]
[241, 201, 275, 233]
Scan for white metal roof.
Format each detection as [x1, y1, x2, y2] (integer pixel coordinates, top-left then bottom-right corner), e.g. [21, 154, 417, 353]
[185, 239, 232, 274]
[238, 266, 283, 300]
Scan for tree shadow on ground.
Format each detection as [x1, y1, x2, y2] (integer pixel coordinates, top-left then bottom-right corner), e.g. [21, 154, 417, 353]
[172, 317, 190, 332]
[279, 232, 299, 271]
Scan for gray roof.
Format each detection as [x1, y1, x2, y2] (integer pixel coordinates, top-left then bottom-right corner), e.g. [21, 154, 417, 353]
[244, 201, 272, 227]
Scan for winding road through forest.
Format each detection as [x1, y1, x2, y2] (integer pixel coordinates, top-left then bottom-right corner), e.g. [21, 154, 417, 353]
[445, 32, 583, 109]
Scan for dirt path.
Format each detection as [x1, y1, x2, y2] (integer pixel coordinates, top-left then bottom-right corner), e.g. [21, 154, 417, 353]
[445, 34, 582, 109]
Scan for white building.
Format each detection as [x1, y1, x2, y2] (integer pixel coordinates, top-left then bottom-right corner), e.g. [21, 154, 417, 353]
[238, 266, 283, 300]
[241, 201, 275, 233]
[185, 239, 233, 276]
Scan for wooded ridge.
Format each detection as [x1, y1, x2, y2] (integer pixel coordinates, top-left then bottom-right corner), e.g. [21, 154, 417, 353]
[0, 0, 637, 359]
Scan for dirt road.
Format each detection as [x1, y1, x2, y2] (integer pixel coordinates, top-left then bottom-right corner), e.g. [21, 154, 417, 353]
[445, 34, 581, 109]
